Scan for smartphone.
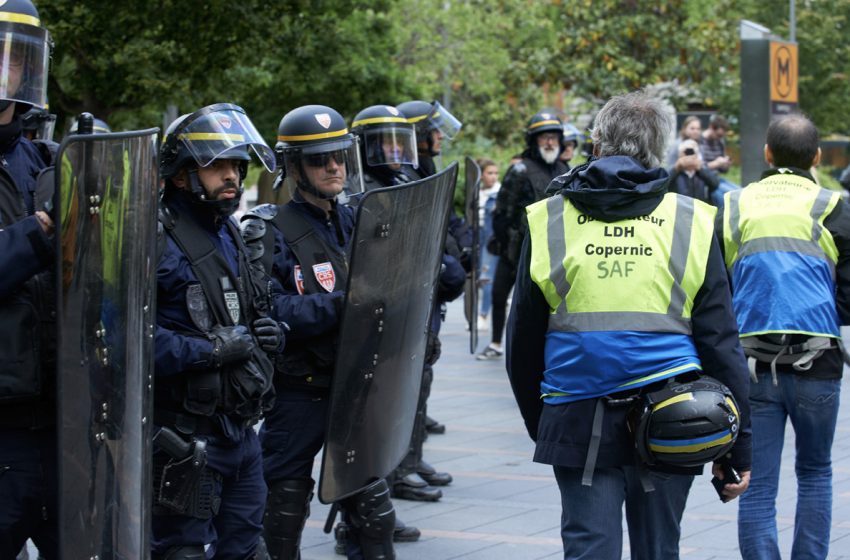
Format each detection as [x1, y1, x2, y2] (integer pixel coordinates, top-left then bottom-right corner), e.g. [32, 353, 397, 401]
[711, 464, 741, 503]
[684, 148, 696, 156]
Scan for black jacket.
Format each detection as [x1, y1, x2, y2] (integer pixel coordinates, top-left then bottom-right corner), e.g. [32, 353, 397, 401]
[506, 156, 753, 474]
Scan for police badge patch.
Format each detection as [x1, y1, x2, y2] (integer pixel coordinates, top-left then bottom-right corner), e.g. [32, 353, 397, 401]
[186, 284, 212, 331]
[312, 262, 336, 292]
[294, 265, 305, 295]
[224, 291, 241, 324]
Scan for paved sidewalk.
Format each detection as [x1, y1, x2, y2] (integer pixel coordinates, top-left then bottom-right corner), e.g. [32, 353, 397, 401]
[299, 300, 850, 560]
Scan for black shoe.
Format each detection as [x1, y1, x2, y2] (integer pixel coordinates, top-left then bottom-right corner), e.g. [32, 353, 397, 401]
[334, 522, 348, 555]
[417, 459, 453, 486]
[391, 473, 443, 502]
[393, 518, 421, 543]
[425, 415, 446, 435]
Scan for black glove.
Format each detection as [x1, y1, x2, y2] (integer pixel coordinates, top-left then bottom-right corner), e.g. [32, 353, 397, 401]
[252, 317, 285, 353]
[210, 325, 255, 369]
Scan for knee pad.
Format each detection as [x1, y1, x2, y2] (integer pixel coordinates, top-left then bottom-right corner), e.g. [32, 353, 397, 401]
[264, 478, 314, 560]
[344, 479, 396, 560]
[153, 546, 206, 560]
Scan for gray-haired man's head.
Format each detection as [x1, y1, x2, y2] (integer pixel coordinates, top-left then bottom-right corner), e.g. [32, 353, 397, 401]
[590, 90, 673, 169]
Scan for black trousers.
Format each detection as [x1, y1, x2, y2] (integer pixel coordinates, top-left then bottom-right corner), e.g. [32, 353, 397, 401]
[490, 258, 517, 345]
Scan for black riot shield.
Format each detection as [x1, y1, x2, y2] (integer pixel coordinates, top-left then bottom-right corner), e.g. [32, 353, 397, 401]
[319, 162, 459, 504]
[55, 129, 159, 559]
[463, 156, 481, 353]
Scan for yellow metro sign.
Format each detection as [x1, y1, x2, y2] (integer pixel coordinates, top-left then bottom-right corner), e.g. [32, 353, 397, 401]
[770, 41, 798, 104]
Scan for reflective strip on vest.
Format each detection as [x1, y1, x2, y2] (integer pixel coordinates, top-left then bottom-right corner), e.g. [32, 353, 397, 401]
[723, 173, 841, 338]
[528, 193, 715, 335]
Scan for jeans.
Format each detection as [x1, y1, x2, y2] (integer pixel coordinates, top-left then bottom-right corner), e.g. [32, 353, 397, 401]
[738, 373, 840, 560]
[553, 465, 693, 560]
[478, 249, 498, 317]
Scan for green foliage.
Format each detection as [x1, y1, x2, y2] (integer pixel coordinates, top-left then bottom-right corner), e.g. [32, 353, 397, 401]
[36, 0, 850, 156]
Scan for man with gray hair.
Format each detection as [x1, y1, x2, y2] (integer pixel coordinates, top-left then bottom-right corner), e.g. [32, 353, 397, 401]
[506, 90, 751, 559]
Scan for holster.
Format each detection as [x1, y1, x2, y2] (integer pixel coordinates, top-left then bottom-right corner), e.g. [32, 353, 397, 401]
[153, 427, 221, 519]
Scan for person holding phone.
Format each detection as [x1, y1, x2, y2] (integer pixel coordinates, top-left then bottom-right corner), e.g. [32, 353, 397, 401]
[667, 138, 720, 204]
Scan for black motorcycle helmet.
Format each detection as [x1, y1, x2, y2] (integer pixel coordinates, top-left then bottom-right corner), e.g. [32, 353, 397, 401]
[276, 104, 363, 200]
[525, 110, 563, 151]
[396, 100, 461, 157]
[351, 104, 418, 169]
[0, 0, 51, 112]
[160, 103, 275, 217]
[633, 375, 740, 468]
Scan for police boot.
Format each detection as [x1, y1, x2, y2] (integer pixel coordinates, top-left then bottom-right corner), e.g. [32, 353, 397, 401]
[264, 478, 314, 560]
[335, 515, 419, 555]
[424, 415, 445, 435]
[343, 479, 396, 560]
[417, 459, 452, 486]
[391, 472, 442, 502]
[152, 547, 206, 560]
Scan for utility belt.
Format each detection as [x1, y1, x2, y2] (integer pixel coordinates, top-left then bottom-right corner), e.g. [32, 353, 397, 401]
[740, 334, 846, 384]
[154, 409, 251, 437]
[274, 347, 334, 390]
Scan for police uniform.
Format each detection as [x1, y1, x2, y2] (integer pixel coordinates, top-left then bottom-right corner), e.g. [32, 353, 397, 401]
[153, 104, 281, 559]
[248, 104, 397, 560]
[508, 155, 751, 559]
[0, 1, 56, 556]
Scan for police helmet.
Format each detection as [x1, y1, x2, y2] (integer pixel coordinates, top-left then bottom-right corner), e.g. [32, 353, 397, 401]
[396, 100, 462, 156]
[0, 0, 51, 111]
[561, 123, 583, 149]
[69, 116, 111, 134]
[20, 103, 54, 139]
[351, 104, 418, 169]
[276, 104, 363, 200]
[633, 375, 740, 468]
[160, 103, 274, 216]
[526, 111, 563, 140]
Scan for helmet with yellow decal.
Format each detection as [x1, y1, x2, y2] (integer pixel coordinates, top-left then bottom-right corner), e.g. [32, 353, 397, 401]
[351, 104, 418, 168]
[0, 0, 51, 110]
[633, 375, 740, 468]
[276, 104, 363, 199]
[160, 103, 274, 216]
[396, 100, 461, 157]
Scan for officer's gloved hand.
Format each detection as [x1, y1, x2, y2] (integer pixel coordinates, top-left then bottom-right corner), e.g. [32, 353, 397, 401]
[210, 325, 255, 369]
[252, 317, 286, 353]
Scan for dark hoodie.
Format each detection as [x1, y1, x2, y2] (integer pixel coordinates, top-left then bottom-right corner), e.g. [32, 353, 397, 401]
[506, 155, 752, 474]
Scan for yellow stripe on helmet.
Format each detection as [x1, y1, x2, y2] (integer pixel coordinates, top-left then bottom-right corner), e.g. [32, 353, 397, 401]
[406, 114, 429, 124]
[0, 12, 41, 26]
[179, 132, 245, 142]
[278, 128, 349, 142]
[528, 119, 562, 130]
[649, 433, 732, 454]
[725, 397, 739, 419]
[652, 392, 694, 413]
[352, 116, 408, 127]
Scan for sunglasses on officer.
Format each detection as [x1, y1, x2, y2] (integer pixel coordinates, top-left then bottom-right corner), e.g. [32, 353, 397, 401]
[303, 150, 346, 168]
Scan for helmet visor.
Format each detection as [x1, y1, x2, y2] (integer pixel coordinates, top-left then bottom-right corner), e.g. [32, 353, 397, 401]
[428, 101, 462, 140]
[363, 126, 418, 167]
[283, 136, 364, 198]
[177, 107, 276, 173]
[0, 22, 49, 109]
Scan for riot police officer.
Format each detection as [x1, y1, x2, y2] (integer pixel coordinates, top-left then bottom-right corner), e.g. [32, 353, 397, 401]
[350, 104, 419, 191]
[478, 111, 568, 360]
[242, 105, 400, 560]
[390, 100, 467, 501]
[154, 103, 284, 559]
[0, 1, 57, 556]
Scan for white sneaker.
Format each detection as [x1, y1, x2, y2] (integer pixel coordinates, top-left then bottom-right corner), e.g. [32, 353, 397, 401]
[477, 316, 489, 331]
[476, 345, 503, 360]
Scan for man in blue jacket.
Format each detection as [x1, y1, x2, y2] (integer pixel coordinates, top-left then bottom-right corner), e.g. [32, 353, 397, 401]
[0, 2, 57, 556]
[154, 103, 284, 559]
[507, 90, 751, 559]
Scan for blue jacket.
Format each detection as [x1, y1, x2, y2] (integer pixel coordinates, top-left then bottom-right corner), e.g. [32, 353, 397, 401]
[507, 156, 752, 474]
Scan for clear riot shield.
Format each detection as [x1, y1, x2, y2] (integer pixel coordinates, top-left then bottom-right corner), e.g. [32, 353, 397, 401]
[463, 157, 481, 353]
[55, 129, 159, 559]
[319, 162, 459, 504]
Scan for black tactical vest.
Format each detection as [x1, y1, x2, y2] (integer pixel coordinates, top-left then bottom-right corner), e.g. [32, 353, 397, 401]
[158, 201, 274, 421]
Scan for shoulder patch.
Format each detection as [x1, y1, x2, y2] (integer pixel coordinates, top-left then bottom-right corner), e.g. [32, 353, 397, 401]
[512, 161, 527, 174]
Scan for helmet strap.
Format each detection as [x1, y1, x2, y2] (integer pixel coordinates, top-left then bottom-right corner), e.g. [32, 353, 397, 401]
[187, 168, 243, 218]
